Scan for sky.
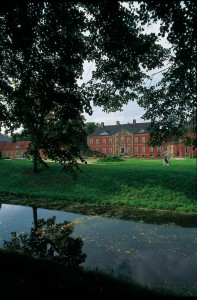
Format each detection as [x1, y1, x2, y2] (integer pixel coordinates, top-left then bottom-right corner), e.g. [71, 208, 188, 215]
[79, 11, 170, 126]
[78, 59, 165, 126]
[79, 61, 150, 126]
[83, 102, 148, 126]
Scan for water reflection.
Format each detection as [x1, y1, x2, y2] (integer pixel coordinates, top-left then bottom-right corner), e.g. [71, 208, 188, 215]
[2, 214, 86, 269]
[0, 203, 197, 296]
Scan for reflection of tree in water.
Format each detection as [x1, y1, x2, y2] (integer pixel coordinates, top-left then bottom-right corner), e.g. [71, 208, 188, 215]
[32, 205, 38, 227]
[3, 215, 86, 269]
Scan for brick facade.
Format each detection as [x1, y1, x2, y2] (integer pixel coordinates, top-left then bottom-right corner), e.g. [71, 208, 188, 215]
[87, 120, 196, 158]
[0, 133, 45, 159]
[1, 121, 196, 160]
[0, 140, 30, 159]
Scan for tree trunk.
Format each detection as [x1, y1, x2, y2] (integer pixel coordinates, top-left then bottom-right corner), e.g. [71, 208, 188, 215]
[32, 206, 38, 228]
[33, 148, 39, 173]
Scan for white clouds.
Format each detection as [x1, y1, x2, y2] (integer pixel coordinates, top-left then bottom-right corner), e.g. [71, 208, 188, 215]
[79, 5, 172, 127]
[78, 60, 150, 125]
[80, 60, 156, 125]
[83, 102, 148, 125]
[80, 19, 170, 126]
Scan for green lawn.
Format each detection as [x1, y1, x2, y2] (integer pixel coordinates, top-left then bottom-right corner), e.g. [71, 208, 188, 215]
[0, 157, 196, 214]
[0, 157, 196, 227]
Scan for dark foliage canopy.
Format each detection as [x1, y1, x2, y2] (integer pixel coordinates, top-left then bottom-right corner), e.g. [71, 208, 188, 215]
[134, 1, 197, 147]
[0, 1, 195, 173]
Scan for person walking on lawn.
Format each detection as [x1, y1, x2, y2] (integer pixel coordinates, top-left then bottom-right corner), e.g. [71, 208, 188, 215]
[163, 152, 170, 166]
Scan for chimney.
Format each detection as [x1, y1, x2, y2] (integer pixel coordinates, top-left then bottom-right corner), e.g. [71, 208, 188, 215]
[133, 119, 136, 125]
[116, 121, 120, 126]
[100, 122, 104, 128]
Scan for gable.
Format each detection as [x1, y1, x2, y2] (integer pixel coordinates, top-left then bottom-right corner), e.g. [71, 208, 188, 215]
[115, 129, 132, 136]
[100, 131, 110, 136]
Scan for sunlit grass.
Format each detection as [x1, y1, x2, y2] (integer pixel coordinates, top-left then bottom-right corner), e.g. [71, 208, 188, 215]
[0, 157, 196, 214]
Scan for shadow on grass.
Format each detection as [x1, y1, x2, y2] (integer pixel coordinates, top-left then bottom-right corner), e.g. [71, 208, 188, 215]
[0, 250, 182, 298]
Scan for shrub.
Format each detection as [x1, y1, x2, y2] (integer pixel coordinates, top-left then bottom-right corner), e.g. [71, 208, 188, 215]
[98, 155, 124, 162]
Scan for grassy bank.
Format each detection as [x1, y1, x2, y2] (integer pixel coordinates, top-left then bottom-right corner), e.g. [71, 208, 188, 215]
[0, 251, 183, 298]
[0, 158, 196, 216]
[0, 158, 196, 298]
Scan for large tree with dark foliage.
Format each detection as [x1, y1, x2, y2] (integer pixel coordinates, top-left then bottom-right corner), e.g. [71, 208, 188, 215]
[0, 1, 166, 172]
[134, 0, 197, 148]
[0, 2, 91, 173]
[0, 1, 176, 174]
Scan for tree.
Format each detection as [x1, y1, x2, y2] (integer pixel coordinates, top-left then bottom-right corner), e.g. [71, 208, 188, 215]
[0, 2, 167, 173]
[134, 0, 197, 147]
[85, 122, 100, 136]
[0, 2, 91, 173]
[79, 121, 100, 156]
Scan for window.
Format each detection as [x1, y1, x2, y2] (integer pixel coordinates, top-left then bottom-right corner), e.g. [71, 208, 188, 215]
[89, 139, 93, 145]
[134, 137, 138, 143]
[121, 136, 124, 144]
[127, 137, 131, 144]
[149, 147, 153, 154]
[102, 138, 106, 145]
[96, 139, 99, 145]
[109, 148, 112, 154]
[134, 147, 138, 155]
[142, 147, 145, 155]
[109, 138, 112, 145]
[127, 147, 131, 154]
[102, 148, 106, 154]
[141, 137, 145, 143]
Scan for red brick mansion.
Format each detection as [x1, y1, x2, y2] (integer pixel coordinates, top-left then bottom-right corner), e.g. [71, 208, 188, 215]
[0, 119, 196, 159]
[87, 119, 196, 158]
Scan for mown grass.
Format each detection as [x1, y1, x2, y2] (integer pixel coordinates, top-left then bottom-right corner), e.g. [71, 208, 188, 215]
[0, 158, 196, 213]
[0, 157, 196, 298]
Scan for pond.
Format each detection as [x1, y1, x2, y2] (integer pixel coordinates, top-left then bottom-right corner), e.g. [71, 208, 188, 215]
[0, 203, 197, 296]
